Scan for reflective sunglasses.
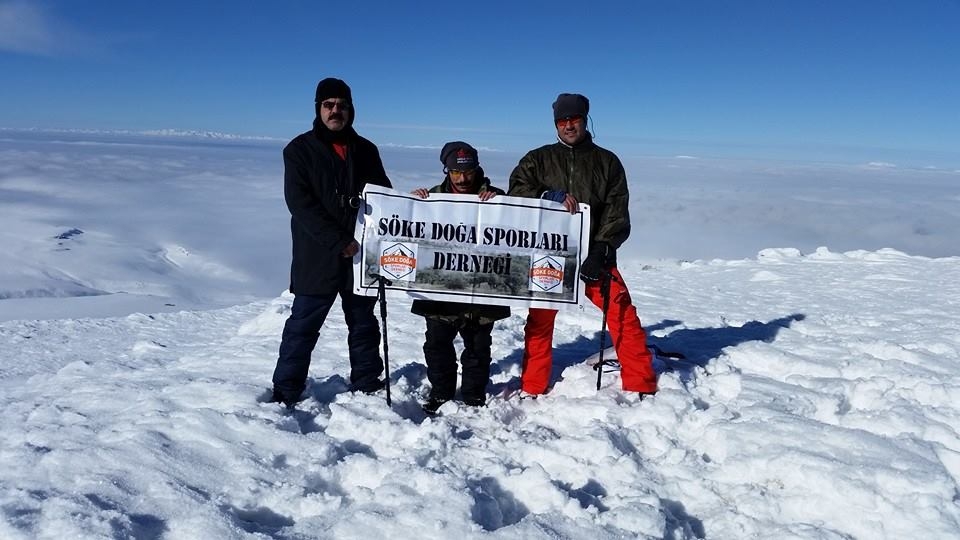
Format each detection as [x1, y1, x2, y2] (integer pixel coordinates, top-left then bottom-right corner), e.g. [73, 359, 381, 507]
[555, 115, 584, 127]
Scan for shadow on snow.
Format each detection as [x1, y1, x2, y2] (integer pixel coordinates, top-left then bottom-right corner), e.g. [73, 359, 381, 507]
[490, 313, 806, 392]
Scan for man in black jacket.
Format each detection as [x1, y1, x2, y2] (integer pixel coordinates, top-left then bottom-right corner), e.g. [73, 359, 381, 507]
[271, 78, 392, 407]
[508, 93, 657, 398]
[410, 142, 510, 413]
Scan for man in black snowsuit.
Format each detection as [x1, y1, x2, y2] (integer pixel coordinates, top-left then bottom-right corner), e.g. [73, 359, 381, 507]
[271, 78, 392, 407]
[410, 141, 511, 414]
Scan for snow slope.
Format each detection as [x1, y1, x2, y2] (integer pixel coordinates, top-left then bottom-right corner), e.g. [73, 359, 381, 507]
[2, 131, 959, 538]
[2, 248, 958, 539]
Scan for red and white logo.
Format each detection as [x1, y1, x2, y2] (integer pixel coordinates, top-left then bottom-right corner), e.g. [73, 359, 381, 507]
[379, 242, 418, 281]
[529, 255, 565, 293]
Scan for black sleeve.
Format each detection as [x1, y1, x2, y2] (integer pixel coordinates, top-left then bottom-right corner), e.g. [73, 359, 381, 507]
[594, 153, 631, 249]
[283, 143, 353, 251]
[358, 139, 392, 190]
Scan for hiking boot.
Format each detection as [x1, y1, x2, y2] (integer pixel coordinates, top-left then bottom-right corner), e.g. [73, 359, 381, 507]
[422, 397, 449, 415]
[352, 379, 385, 395]
[462, 396, 486, 407]
[268, 389, 299, 409]
[518, 390, 539, 401]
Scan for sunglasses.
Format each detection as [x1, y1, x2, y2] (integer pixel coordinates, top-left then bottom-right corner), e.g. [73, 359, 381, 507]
[448, 168, 478, 178]
[556, 115, 584, 127]
[321, 100, 351, 111]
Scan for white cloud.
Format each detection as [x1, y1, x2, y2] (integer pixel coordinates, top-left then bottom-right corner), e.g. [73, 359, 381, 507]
[380, 142, 503, 153]
[864, 161, 897, 169]
[0, 1, 57, 54]
[361, 123, 505, 134]
[379, 142, 442, 150]
[0, 1, 90, 56]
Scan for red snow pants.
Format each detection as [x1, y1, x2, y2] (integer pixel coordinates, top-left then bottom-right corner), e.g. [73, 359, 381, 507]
[520, 267, 657, 395]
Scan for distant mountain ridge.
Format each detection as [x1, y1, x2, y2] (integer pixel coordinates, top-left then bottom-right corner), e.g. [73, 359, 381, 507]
[0, 126, 283, 142]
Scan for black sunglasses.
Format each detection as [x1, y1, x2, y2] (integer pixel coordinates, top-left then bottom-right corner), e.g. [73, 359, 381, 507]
[321, 100, 351, 111]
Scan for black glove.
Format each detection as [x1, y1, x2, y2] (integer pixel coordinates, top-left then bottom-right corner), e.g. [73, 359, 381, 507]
[541, 190, 567, 203]
[579, 243, 612, 283]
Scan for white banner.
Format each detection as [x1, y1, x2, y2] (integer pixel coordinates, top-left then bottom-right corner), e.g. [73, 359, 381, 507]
[353, 185, 591, 310]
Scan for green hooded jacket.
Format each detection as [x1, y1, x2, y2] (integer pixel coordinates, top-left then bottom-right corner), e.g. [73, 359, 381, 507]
[507, 133, 630, 257]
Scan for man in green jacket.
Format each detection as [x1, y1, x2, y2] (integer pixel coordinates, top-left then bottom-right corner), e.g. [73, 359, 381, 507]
[411, 141, 511, 414]
[508, 93, 657, 398]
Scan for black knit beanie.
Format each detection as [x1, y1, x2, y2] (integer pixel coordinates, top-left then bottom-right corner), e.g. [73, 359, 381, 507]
[552, 93, 589, 121]
[440, 141, 479, 171]
[315, 78, 352, 103]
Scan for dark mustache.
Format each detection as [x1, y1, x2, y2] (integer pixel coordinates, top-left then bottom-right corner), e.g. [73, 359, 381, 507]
[329, 113, 344, 121]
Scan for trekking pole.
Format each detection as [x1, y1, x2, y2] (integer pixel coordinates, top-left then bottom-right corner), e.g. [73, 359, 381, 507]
[594, 268, 613, 390]
[374, 275, 393, 406]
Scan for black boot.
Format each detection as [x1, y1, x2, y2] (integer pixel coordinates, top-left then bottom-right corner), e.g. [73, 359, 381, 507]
[462, 396, 486, 407]
[269, 388, 299, 409]
[422, 397, 449, 415]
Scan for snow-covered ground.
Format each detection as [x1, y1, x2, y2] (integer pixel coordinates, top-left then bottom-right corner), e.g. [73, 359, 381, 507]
[1, 130, 959, 538]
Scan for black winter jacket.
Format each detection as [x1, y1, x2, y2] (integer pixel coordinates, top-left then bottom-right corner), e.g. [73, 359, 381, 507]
[410, 172, 511, 325]
[508, 133, 630, 261]
[283, 122, 391, 294]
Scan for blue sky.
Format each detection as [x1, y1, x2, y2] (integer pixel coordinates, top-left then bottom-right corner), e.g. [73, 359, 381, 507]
[1, 0, 958, 167]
